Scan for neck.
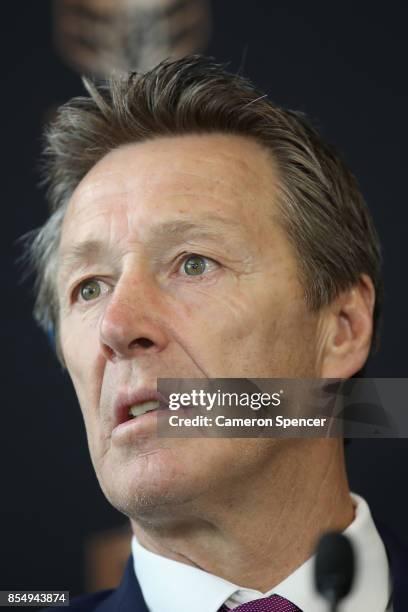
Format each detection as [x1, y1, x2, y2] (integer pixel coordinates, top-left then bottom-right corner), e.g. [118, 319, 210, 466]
[130, 439, 354, 591]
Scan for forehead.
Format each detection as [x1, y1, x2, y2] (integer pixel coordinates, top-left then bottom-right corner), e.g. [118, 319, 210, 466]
[57, 134, 287, 288]
[63, 133, 279, 224]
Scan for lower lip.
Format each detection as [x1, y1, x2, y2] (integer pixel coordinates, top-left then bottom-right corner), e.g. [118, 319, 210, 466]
[111, 409, 160, 444]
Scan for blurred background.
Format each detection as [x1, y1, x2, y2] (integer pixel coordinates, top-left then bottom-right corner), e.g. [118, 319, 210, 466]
[2, 0, 407, 603]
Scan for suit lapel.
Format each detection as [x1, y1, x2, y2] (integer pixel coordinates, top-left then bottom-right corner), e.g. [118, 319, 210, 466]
[97, 555, 149, 612]
[375, 519, 408, 611]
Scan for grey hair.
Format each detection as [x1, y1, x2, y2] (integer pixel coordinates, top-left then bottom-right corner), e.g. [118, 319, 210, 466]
[17, 55, 383, 369]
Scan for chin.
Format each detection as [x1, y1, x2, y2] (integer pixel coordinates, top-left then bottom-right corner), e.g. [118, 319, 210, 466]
[96, 447, 202, 520]
[102, 479, 202, 523]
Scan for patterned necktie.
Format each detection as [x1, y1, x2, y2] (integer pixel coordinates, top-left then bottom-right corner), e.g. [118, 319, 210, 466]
[218, 594, 302, 611]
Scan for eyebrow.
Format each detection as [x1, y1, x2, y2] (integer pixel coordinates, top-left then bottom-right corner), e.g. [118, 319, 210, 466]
[58, 215, 245, 284]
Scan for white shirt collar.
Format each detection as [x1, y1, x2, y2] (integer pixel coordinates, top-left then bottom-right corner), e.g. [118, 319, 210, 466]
[131, 492, 392, 612]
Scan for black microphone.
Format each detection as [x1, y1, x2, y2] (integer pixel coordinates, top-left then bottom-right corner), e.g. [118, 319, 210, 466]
[314, 531, 355, 612]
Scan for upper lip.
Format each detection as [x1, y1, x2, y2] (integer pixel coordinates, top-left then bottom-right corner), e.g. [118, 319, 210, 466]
[113, 388, 168, 428]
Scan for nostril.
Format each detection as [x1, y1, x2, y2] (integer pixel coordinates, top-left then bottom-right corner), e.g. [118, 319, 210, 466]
[132, 337, 154, 349]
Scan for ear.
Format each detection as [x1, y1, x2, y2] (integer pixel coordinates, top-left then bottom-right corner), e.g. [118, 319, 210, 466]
[319, 274, 376, 378]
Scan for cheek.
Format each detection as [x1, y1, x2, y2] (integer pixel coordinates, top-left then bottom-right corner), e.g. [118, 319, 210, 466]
[60, 319, 102, 422]
[261, 301, 319, 376]
[61, 317, 87, 374]
[173, 274, 300, 341]
[172, 272, 266, 333]
[173, 277, 317, 377]
[168, 281, 258, 364]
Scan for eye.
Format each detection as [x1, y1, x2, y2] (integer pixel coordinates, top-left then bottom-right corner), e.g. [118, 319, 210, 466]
[180, 254, 217, 276]
[76, 278, 104, 302]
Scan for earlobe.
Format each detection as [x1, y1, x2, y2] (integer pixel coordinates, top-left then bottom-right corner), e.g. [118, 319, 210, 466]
[320, 275, 375, 378]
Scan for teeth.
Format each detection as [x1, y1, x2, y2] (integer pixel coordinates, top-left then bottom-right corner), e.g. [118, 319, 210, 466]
[129, 400, 159, 418]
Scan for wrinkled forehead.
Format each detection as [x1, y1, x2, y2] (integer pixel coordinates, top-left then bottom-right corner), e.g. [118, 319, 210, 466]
[61, 133, 280, 231]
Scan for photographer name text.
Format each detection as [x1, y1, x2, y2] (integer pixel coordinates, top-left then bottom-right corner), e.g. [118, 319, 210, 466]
[167, 415, 328, 428]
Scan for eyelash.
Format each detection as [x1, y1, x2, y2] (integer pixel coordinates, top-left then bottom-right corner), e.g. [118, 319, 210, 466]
[71, 253, 220, 303]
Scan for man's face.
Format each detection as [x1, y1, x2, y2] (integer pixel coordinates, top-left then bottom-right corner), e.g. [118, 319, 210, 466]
[57, 134, 322, 520]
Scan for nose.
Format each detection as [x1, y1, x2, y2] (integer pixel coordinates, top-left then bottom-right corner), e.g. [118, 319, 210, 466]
[98, 274, 170, 362]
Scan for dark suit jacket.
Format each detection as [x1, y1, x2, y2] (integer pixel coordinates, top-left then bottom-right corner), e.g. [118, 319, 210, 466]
[45, 521, 408, 612]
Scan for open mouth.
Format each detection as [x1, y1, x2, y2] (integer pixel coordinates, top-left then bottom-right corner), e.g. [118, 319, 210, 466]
[113, 391, 170, 434]
[127, 400, 160, 419]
